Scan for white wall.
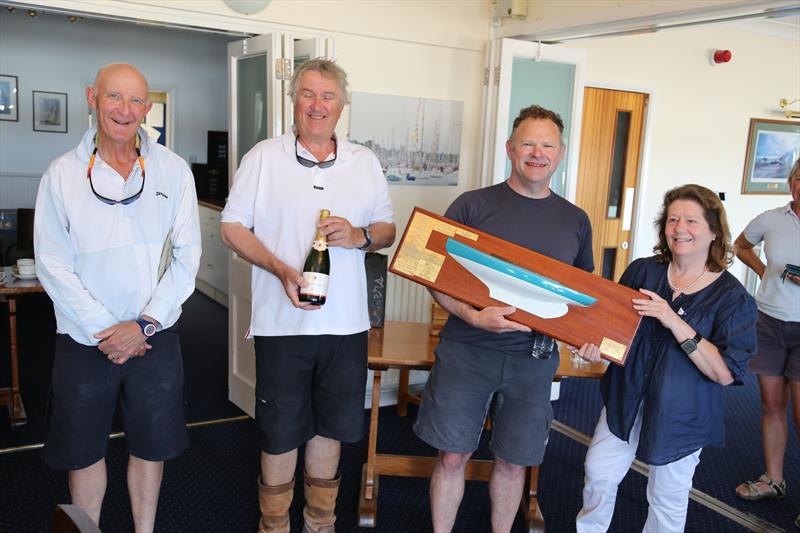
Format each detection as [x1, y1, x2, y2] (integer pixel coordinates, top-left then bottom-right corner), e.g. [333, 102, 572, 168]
[0, 10, 232, 189]
[1, 1, 486, 245]
[562, 24, 799, 279]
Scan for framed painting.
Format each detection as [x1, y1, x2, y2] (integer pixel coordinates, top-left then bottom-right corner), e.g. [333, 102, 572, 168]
[33, 90, 68, 133]
[741, 118, 800, 195]
[0, 74, 19, 122]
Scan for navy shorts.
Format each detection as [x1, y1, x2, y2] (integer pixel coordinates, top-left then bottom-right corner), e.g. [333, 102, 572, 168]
[42, 326, 188, 470]
[414, 338, 559, 466]
[748, 311, 800, 380]
[254, 331, 368, 455]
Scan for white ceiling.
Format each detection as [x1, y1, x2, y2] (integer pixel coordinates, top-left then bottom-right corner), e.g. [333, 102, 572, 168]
[727, 12, 800, 39]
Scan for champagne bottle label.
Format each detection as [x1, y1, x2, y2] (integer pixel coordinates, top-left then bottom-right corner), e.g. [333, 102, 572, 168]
[300, 272, 329, 297]
[312, 239, 328, 252]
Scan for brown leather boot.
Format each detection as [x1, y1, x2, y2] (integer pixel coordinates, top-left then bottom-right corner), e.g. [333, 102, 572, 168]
[302, 472, 340, 533]
[258, 476, 294, 533]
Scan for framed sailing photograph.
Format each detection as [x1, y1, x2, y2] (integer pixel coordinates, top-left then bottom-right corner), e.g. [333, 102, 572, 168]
[33, 90, 68, 133]
[741, 118, 800, 195]
[349, 92, 463, 186]
[0, 74, 19, 122]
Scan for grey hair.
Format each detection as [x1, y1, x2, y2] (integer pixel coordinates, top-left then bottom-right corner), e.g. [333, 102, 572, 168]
[288, 57, 350, 105]
[789, 157, 800, 183]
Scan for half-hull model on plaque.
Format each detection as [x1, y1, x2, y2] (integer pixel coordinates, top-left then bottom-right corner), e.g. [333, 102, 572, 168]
[389, 207, 642, 366]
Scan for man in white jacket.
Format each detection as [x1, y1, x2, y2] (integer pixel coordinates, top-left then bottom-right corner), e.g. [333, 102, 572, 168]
[34, 62, 201, 533]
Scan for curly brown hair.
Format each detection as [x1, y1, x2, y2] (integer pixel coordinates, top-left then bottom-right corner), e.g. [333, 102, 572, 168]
[652, 184, 733, 272]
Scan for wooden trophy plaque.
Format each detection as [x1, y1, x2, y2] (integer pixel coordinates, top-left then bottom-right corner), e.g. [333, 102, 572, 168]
[389, 207, 642, 365]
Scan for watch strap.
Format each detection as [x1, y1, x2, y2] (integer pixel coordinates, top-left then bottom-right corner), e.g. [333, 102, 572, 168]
[136, 318, 157, 337]
[680, 333, 702, 354]
[359, 226, 372, 250]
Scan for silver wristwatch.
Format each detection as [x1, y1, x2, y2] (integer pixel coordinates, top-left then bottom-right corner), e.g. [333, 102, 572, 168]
[359, 226, 372, 250]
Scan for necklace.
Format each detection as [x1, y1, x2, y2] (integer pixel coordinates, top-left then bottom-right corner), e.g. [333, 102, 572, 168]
[668, 263, 708, 293]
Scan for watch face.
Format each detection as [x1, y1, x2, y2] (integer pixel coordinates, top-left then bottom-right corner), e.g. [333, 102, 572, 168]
[140, 321, 157, 336]
[681, 339, 698, 354]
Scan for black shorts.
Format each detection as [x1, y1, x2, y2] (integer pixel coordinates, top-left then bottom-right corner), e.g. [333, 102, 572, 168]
[42, 327, 188, 470]
[254, 331, 368, 455]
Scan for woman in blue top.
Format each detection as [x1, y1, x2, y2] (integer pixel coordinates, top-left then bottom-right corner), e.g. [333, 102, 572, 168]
[575, 184, 758, 532]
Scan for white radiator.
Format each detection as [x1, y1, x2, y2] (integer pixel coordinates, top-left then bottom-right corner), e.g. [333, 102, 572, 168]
[385, 272, 431, 323]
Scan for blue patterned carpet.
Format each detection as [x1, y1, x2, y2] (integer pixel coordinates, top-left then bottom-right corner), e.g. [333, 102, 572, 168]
[1, 291, 798, 532]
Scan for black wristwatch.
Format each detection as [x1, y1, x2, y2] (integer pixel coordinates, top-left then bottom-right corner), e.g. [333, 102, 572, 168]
[136, 318, 157, 337]
[359, 226, 372, 250]
[680, 333, 702, 355]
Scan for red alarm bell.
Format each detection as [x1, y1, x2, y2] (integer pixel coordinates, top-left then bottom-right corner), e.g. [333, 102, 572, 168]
[713, 49, 732, 64]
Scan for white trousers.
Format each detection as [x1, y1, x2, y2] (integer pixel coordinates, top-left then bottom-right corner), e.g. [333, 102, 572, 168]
[575, 407, 702, 533]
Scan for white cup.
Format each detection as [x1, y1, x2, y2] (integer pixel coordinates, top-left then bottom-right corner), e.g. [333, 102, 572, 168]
[0, 266, 11, 284]
[17, 258, 35, 276]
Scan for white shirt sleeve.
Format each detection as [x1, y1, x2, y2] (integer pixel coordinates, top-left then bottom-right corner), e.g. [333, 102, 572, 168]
[367, 153, 394, 225]
[742, 211, 767, 246]
[221, 146, 263, 229]
[34, 163, 118, 343]
[141, 161, 201, 326]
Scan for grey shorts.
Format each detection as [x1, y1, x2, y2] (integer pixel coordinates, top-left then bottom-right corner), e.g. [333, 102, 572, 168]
[413, 337, 559, 466]
[748, 311, 800, 380]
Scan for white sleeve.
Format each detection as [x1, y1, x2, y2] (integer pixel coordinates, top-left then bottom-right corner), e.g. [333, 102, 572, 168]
[221, 146, 263, 229]
[34, 163, 118, 343]
[367, 153, 394, 224]
[141, 161, 202, 326]
[742, 210, 768, 246]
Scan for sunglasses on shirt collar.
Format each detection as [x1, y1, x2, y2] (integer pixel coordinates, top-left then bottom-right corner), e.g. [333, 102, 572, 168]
[295, 135, 337, 169]
[87, 134, 146, 206]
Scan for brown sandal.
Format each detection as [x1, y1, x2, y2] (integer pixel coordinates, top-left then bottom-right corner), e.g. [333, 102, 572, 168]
[735, 474, 786, 500]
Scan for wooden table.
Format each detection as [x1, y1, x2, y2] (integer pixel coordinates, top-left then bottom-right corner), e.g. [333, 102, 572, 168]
[359, 321, 607, 532]
[0, 277, 45, 426]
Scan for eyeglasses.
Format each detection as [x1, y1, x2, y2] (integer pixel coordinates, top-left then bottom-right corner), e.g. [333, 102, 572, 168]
[295, 135, 337, 169]
[87, 138, 145, 206]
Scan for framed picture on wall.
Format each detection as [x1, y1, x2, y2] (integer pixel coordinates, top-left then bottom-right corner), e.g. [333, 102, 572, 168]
[33, 90, 68, 133]
[0, 74, 19, 122]
[741, 118, 800, 195]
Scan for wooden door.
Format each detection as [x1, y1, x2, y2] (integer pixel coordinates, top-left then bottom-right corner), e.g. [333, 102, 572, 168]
[575, 87, 648, 281]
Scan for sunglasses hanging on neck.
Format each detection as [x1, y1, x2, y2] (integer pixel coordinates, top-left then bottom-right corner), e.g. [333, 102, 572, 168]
[295, 135, 337, 170]
[87, 134, 145, 205]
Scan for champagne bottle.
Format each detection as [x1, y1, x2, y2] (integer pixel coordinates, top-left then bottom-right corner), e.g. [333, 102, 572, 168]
[299, 209, 331, 305]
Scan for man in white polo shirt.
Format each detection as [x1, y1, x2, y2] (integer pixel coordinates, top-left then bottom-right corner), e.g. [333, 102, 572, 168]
[220, 58, 395, 533]
[34, 63, 201, 532]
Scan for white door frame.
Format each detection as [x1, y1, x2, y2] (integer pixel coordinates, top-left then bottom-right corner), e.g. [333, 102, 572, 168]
[480, 38, 586, 202]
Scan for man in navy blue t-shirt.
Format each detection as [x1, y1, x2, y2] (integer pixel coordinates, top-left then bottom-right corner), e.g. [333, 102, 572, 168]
[414, 105, 594, 533]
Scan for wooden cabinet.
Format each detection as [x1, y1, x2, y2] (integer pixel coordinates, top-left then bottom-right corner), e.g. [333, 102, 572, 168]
[196, 203, 228, 307]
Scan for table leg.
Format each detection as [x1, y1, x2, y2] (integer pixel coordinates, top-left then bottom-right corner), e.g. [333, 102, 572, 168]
[359, 369, 383, 527]
[520, 465, 545, 533]
[0, 297, 27, 426]
[396, 367, 410, 417]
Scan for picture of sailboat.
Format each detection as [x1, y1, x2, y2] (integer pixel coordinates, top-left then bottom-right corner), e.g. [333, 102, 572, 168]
[349, 92, 463, 186]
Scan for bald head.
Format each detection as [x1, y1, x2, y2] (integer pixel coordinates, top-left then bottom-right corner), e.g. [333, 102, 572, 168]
[93, 63, 149, 95]
[88, 62, 152, 148]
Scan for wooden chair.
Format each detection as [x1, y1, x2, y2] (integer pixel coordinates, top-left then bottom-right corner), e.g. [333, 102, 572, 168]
[51, 504, 101, 533]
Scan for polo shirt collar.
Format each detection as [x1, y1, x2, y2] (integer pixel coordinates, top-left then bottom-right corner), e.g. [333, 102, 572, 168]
[285, 127, 352, 164]
[76, 125, 153, 163]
